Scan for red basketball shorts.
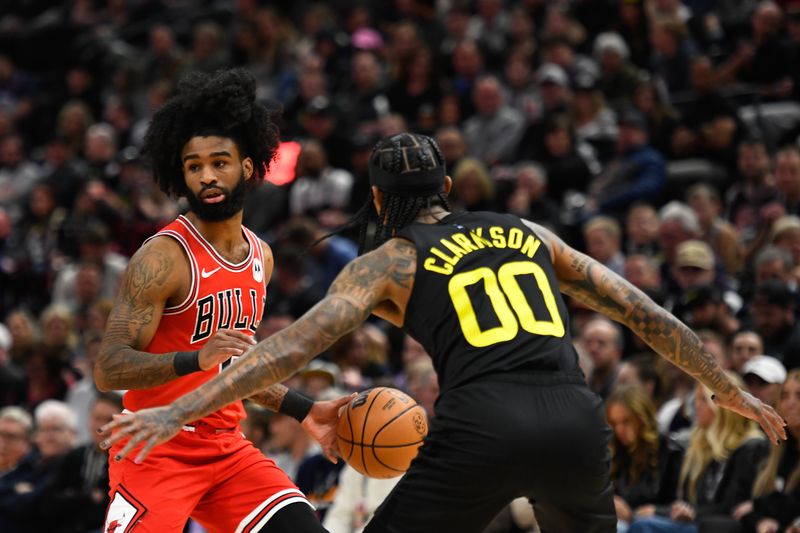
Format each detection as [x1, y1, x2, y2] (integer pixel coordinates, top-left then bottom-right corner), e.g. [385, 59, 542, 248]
[103, 426, 311, 533]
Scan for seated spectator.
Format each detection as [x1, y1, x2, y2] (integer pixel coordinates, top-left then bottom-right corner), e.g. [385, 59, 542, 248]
[632, 78, 681, 159]
[774, 146, 800, 216]
[329, 324, 392, 391]
[39, 392, 122, 533]
[606, 385, 684, 532]
[266, 410, 319, 481]
[742, 355, 787, 409]
[0, 324, 24, 407]
[674, 285, 740, 338]
[571, 73, 618, 161]
[0, 407, 32, 475]
[579, 316, 624, 400]
[462, 75, 525, 166]
[749, 281, 800, 369]
[265, 245, 326, 319]
[588, 108, 666, 217]
[583, 216, 625, 276]
[450, 157, 496, 212]
[434, 126, 468, 170]
[736, 369, 800, 532]
[284, 216, 358, 290]
[624, 255, 665, 306]
[299, 360, 344, 399]
[594, 32, 642, 106]
[630, 375, 767, 533]
[404, 359, 438, 419]
[289, 140, 354, 218]
[626, 203, 662, 257]
[650, 17, 696, 96]
[505, 162, 562, 232]
[686, 183, 743, 276]
[754, 247, 797, 292]
[771, 216, 800, 268]
[4, 309, 39, 366]
[617, 354, 665, 406]
[0, 400, 77, 533]
[729, 330, 764, 376]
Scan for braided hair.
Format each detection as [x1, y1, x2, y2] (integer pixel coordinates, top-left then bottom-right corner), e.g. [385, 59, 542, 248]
[143, 69, 280, 197]
[332, 133, 450, 254]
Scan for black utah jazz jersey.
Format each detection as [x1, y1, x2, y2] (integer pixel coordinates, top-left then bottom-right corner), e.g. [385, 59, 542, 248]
[397, 211, 582, 393]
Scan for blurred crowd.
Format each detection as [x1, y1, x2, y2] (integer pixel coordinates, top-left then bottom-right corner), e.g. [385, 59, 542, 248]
[4, 0, 800, 532]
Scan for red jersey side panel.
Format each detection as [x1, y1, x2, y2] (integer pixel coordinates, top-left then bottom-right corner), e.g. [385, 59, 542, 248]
[123, 215, 267, 428]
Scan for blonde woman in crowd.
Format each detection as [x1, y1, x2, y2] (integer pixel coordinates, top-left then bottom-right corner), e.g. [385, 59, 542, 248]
[606, 385, 683, 533]
[630, 374, 767, 533]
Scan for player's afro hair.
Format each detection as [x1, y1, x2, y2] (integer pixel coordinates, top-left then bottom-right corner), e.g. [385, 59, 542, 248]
[143, 68, 280, 197]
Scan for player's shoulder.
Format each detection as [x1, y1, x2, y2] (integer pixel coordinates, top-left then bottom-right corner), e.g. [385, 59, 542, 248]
[126, 235, 189, 284]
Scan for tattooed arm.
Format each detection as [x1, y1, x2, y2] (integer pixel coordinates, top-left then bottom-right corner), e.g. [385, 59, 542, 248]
[527, 220, 786, 443]
[95, 237, 186, 391]
[99, 238, 416, 460]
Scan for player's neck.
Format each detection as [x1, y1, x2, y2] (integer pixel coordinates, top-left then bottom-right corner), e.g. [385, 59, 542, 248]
[186, 211, 246, 251]
[415, 206, 450, 224]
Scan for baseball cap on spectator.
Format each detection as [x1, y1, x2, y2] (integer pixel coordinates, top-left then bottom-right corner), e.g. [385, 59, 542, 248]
[537, 63, 568, 87]
[352, 27, 383, 51]
[300, 359, 342, 389]
[743, 355, 787, 384]
[593, 32, 630, 60]
[771, 215, 800, 241]
[573, 72, 598, 92]
[675, 240, 714, 270]
[679, 284, 722, 309]
[753, 280, 794, 308]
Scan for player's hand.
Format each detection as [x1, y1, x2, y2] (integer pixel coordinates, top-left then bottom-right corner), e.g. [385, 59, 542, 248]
[713, 389, 787, 444]
[198, 329, 256, 371]
[301, 393, 356, 463]
[98, 406, 184, 464]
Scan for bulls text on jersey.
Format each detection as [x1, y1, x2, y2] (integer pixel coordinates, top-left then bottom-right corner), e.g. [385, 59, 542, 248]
[191, 287, 265, 343]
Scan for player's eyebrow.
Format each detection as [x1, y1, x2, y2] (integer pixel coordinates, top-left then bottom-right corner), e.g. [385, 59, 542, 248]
[182, 151, 233, 162]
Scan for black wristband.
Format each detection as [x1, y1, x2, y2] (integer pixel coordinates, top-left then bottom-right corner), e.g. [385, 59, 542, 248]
[279, 390, 314, 422]
[173, 351, 201, 376]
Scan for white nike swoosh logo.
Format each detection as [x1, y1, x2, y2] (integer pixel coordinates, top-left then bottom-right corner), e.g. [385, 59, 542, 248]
[201, 267, 221, 278]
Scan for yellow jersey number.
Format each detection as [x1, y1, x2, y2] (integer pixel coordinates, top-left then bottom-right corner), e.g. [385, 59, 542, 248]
[448, 260, 565, 347]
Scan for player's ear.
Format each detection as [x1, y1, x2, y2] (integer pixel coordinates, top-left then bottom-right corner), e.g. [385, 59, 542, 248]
[442, 176, 453, 197]
[242, 157, 254, 181]
[372, 186, 382, 213]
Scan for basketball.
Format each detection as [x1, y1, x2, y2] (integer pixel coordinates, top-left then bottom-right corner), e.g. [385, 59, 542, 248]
[337, 387, 428, 479]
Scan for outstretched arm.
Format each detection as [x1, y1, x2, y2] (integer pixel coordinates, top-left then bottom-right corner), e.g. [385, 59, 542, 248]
[101, 238, 416, 460]
[528, 221, 786, 443]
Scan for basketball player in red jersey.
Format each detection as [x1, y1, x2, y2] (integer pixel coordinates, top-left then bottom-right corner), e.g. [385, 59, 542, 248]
[102, 134, 787, 532]
[95, 69, 347, 533]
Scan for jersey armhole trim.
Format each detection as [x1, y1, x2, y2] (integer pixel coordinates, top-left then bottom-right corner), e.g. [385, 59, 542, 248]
[146, 230, 198, 315]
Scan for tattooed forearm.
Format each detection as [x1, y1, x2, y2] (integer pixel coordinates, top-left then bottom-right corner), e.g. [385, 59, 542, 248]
[96, 245, 180, 391]
[248, 384, 290, 412]
[168, 239, 413, 424]
[560, 248, 735, 399]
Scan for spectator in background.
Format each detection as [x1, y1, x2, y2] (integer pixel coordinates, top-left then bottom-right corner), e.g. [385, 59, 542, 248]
[774, 145, 800, 215]
[725, 136, 778, 246]
[583, 216, 626, 276]
[298, 360, 344, 399]
[771, 215, 800, 267]
[301, 96, 355, 172]
[0, 135, 41, 222]
[736, 369, 800, 533]
[579, 316, 624, 400]
[505, 162, 562, 232]
[514, 63, 573, 157]
[729, 330, 764, 376]
[589, 108, 666, 217]
[649, 17, 696, 96]
[142, 25, 185, 85]
[387, 47, 441, 133]
[624, 255, 665, 304]
[284, 217, 358, 290]
[594, 32, 641, 107]
[462, 75, 525, 165]
[0, 407, 32, 475]
[338, 51, 388, 136]
[65, 331, 102, 445]
[629, 376, 766, 533]
[267, 411, 319, 481]
[405, 359, 439, 419]
[750, 281, 800, 369]
[754, 247, 797, 293]
[632, 78, 681, 159]
[617, 354, 665, 405]
[742, 355, 787, 409]
[626, 202, 662, 257]
[687, 183, 743, 276]
[39, 392, 122, 533]
[265, 244, 325, 319]
[434, 126, 468, 171]
[571, 73, 618, 162]
[0, 323, 24, 407]
[290, 139, 354, 218]
[0, 400, 77, 533]
[606, 385, 683, 532]
[184, 21, 229, 74]
[450, 157, 496, 212]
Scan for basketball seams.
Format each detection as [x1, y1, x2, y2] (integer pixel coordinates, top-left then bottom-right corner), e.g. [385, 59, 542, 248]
[370, 401, 424, 446]
[359, 388, 385, 478]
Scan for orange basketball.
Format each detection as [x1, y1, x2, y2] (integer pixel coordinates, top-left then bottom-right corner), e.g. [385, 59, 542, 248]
[336, 387, 428, 479]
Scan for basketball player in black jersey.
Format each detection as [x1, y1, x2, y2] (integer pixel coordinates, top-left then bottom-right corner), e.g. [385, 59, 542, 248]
[102, 133, 786, 533]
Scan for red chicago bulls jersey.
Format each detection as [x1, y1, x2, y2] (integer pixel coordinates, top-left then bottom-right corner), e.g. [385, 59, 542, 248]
[123, 215, 267, 428]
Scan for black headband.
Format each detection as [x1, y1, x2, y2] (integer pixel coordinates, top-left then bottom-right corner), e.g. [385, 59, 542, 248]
[368, 164, 445, 197]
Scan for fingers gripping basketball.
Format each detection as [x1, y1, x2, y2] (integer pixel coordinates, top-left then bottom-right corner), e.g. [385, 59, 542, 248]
[337, 387, 428, 479]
